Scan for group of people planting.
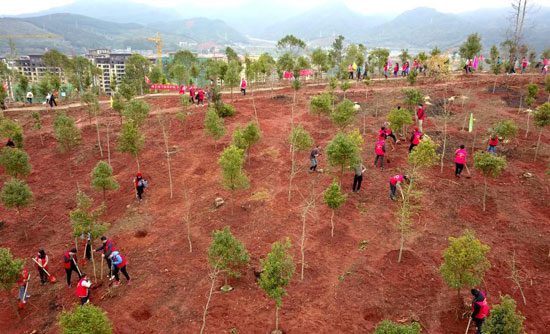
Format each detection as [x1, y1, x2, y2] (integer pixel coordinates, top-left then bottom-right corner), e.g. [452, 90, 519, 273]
[15, 172, 149, 309]
[18, 238, 131, 307]
[308, 100, 494, 332]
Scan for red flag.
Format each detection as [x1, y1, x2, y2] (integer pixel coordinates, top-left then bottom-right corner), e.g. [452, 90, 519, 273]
[145, 76, 150, 84]
[178, 85, 185, 94]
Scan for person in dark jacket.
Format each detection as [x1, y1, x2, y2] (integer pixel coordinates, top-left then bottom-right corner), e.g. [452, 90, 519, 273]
[134, 172, 147, 201]
[471, 289, 489, 334]
[94, 236, 115, 276]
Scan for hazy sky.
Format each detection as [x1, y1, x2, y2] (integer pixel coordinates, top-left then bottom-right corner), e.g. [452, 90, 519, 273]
[2, 0, 549, 15]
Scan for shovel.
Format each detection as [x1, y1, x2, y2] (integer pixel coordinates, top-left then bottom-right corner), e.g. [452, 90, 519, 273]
[72, 258, 82, 277]
[31, 258, 56, 283]
[465, 164, 472, 179]
[19, 273, 31, 309]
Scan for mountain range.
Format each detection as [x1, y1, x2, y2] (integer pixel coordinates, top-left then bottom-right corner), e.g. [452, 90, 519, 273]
[2, 1, 550, 56]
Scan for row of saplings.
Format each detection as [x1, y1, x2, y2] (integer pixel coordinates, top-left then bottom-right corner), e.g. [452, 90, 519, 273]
[0, 225, 526, 334]
[0, 85, 541, 333]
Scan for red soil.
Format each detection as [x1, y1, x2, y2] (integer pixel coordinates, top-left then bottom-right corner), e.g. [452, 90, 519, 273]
[1, 74, 550, 334]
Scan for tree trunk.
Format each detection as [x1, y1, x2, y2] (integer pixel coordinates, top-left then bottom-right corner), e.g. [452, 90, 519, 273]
[340, 165, 344, 185]
[441, 114, 447, 173]
[200, 270, 217, 334]
[492, 76, 497, 93]
[288, 149, 295, 201]
[251, 83, 260, 130]
[91, 241, 97, 282]
[18, 208, 28, 240]
[275, 305, 280, 332]
[95, 115, 103, 157]
[482, 176, 487, 212]
[363, 114, 366, 135]
[525, 113, 531, 138]
[5, 289, 20, 319]
[300, 209, 306, 281]
[186, 216, 192, 252]
[398, 228, 404, 263]
[534, 127, 543, 162]
[291, 90, 296, 127]
[106, 120, 111, 166]
[103, 189, 106, 203]
[230, 86, 233, 102]
[330, 209, 335, 238]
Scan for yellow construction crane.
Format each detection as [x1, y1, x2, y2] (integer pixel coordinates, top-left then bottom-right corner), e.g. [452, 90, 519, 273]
[0, 33, 62, 39]
[148, 32, 163, 71]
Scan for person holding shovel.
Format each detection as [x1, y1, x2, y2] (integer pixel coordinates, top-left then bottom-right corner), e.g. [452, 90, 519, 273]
[35, 249, 49, 285]
[109, 250, 131, 285]
[76, 273, 92, 305]
[455, 145, 468, 178]
[95, 236, 115, 277]
[63, 248, 81, 287]
[17, 266, 30, 306]
[389, 174, 408, 201]
[471, 289, 489, 334]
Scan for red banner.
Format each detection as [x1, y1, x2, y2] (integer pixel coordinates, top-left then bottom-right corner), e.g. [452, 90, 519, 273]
[300, 69, 315, 77]
[150, 84, 200, 94]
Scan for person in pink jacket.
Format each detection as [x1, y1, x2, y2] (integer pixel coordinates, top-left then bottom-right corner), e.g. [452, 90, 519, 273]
[455, 145, 467, 177]
[240, 78, 247, 95]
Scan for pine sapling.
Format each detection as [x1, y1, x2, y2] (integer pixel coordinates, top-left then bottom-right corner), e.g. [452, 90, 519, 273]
[439, 230, 491, 302]
[287, 124, 313, 201]
[1, 178, 32, 239]
[218, 145, 249, 214]
[533, 102, 550, 162]
[259, 238, 295, 334]
[323, 180, 347, 237]
[474, 152, 507, 211]
[207, 226, 250, 292]
[90, 161, 119, 203]
[204, 109, 226, 149]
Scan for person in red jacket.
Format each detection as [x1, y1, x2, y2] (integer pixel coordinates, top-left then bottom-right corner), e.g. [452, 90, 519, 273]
[416, 103, 426, 132]
[522, 58, 528, 73]
[348, 64, 354, 79]
[409, 127, 422, 153]
[389, 174, 408, 200]
[394, 63, 399, 78]
[373, 140, 386, 169]
[240, 78, 247, 95]
[64, 248, 81, 287]
[487, 135, 498, 155]
[471, 289, 489, 334]
[189, 87, 195, 104]
[378, 127, 387, 141]
[18, 267, 30, 305]
[197, 88, 205, 106]
[384, 62, 389, 79]
[455, 145, 468, 177]
[383, 122, 398, 144]
[95, 236, 115, 277]
[35, 249, 49, 284]
[76, 273, 92, 305]
[133, 172, 147, 202]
